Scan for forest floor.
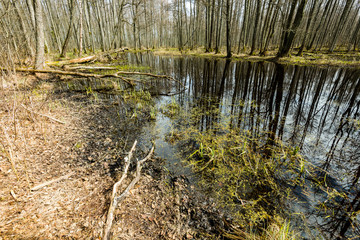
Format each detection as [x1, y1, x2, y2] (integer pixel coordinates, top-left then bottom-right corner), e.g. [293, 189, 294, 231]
[150, 48, 360, 68]
[0, 72, 221, 239]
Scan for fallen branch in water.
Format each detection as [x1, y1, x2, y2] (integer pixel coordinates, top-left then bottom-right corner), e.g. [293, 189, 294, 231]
[66, 66, 119, 71]
[103, 141, 154, 240]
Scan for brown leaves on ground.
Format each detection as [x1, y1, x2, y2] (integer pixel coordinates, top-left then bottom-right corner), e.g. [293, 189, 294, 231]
[0, 73, 218, 239]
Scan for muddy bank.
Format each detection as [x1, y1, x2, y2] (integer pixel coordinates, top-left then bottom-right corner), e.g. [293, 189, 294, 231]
[0, 73, 223, 239]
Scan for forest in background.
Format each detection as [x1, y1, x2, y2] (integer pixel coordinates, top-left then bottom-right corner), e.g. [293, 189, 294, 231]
[1, 1, 360, 239]
[0, 0, 359, 69]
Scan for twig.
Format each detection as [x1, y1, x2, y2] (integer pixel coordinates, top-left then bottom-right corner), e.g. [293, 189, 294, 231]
[0, 125, 19, 179]
[31, 172, 73, 191]
[21, 104, 66, 124]
[10, 190, 18, 201]
[111, 140, 137, 200]
[103, 141, 154, 240]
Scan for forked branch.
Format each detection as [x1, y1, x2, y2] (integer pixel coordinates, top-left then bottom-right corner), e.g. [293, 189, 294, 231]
[103, 141, 154, 240]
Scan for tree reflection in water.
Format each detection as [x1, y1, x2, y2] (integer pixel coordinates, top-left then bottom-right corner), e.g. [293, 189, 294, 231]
[128, 53, 360, 238]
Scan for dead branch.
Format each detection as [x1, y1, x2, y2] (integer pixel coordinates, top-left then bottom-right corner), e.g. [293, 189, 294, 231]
[111, 141, 137, 200]
[67, 55, 97, 64]
[47, 48, 128, 66]
[66, 66, 119, 71]
[64, 67, 177, 82]
[103, 141, 154, 240]
[9, 68, 135, 86]
[117, 71, 172, 79]
[21, 104, 66, 124]
[31, 172, 73, 191]
[116, 71, 185, 87]
[45, 55, 96, 66]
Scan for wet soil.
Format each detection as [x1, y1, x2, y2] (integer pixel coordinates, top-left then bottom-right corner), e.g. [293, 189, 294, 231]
[0, 73, 222, 239]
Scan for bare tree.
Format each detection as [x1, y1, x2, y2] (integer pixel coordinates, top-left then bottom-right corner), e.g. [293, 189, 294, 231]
[34, 0, 44, 69]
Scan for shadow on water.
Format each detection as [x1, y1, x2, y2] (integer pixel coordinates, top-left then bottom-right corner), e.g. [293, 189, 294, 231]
[58, 52, 360, 239]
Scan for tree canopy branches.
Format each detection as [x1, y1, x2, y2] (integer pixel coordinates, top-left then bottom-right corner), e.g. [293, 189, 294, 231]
[0, 0, 359, 67]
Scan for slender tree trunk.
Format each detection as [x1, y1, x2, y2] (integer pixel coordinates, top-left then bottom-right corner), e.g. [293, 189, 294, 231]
[26, 0, 36, 31]
[215, 0, 223, 54]
[13, 1, 34, 57]
[78, 0, 83, 56]
[34, 0, 44, 69]
[348, 17, 360, 51]
[277, 0, 307, 58]
[297, 0, 317, 56]
[60, 0, 75, 57]
[329, 0, 355, 52]
[249, 0, 261, 55]
[225, 0, 232, 58]
[207, 0, 216, 52]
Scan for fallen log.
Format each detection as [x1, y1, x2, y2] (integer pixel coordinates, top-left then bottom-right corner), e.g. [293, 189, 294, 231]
[67, 55, 96, 64]
[66, 66, 119, 71]
[103, 141, 154, 240]
[117, 71, 173, 79]
[48, 48, 128, 66]
[46, 55, 97, 66]
[10, 68, 135, 86]
[65, 66, 173, 79]
[8, 68, 182, 86]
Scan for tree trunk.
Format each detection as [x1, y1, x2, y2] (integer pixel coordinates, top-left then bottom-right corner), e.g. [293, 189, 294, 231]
[78, 0, 83, 56]
[249, 0, 261, 55]
[34, 0, 44, 69]
[225, 0, 232, 58]
[329, 0, 355, 52]
[277, 0, 307, 58]
[60, 0, 75, 58]
[207, 0, 216, 52]
[297, 0, 317, 56]
[13, 1, 34, 57]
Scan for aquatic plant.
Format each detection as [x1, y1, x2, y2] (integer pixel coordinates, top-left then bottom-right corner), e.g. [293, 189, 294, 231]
[123, 89, 156, 121]
[164, 98, 307, 239]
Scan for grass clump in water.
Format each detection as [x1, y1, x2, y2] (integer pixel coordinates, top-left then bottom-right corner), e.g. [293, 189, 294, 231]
[186, 126, 305, 228]
[165, 99, 306, 239]
[123, 89, 157, 121]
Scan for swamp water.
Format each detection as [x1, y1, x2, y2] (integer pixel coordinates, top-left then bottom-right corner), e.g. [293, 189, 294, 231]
[59, 53, 360, 239]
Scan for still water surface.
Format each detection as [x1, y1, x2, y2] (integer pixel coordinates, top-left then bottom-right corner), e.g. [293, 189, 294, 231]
[127, 53, 360, 239]
[61, 52, 360, 238]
